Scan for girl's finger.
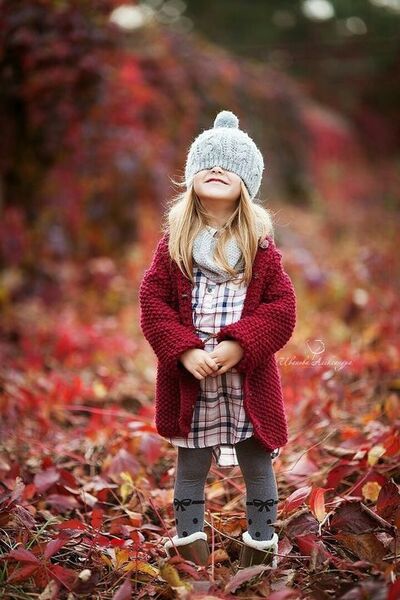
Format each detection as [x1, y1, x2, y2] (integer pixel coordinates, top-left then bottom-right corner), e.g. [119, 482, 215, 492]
[205, 362, 217, 374]
[205, 356, 220, 371]
[212, 361, 225, 375]
[218, 362, 233, 375]
[199, 363, 214, 377]
[195, 364, 208, 378]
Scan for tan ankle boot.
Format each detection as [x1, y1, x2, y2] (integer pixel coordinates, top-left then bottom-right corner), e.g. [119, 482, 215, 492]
[164, 531, 210, 567]
[238, 531, 279, 569]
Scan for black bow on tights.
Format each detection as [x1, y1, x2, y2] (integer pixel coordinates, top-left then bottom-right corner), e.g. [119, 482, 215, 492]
[246, 498, 278, 512]
[173, 498, 205, 511]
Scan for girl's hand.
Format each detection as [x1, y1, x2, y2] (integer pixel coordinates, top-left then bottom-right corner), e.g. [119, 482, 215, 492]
[179, 348, 220, 380]
[208, 340, 244, 376]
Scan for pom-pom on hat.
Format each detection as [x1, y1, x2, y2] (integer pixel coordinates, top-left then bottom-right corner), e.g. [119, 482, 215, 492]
[184, 110, 264, 200]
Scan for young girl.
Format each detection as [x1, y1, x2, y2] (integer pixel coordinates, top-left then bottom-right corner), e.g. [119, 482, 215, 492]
[139, 110, 297, 570]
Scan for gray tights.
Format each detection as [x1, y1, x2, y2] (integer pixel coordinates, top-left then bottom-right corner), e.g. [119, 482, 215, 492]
[173, 436, 279, 542]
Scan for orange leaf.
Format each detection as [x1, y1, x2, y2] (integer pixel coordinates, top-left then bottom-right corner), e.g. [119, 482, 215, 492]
[334, 532, 386, 565]
[309, 487, 327, 522]
[362, 481, 381, 502]
[384, 393, 400, 420]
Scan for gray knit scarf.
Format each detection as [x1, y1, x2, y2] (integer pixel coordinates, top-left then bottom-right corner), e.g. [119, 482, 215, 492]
[192, 225, 245, 283]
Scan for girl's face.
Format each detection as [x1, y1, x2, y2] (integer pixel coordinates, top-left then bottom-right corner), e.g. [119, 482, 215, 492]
[193, 167, 242, 204]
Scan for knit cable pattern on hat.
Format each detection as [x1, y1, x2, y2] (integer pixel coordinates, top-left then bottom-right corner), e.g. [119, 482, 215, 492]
[185, 110, 264, 200]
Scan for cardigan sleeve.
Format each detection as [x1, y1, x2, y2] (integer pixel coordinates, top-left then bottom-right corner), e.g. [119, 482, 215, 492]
[139, 235, 205, 369]
[215, 238, 296, 373]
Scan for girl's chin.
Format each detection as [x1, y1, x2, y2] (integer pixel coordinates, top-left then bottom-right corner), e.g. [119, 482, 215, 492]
[197, 188, 234, 199]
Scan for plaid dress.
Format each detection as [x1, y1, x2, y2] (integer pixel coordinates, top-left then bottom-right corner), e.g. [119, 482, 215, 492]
[168, 265, 254, 468]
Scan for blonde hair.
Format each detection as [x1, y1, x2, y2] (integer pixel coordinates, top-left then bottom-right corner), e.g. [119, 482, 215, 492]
[161, 177, 275, 286]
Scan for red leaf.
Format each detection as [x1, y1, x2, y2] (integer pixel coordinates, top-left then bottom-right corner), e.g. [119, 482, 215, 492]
[58, 468, 79, 489]
[130, 530, 144, 545]
[34, 468, 60, 493]
[376, 479, 400, 521]
[285, 455, 318, 484]
[224, 564, 270, 593]
[49, 564, 77, 589]
[44, 537, 69, 559]
[295, 533, 332, 564]
[110, 537, 127, 548]
[46, 494, 79, 511]
[106, 449, 141, 482]
[7, 563, 38, 583]
[112, 578, 132, 600]
[13, 504, 36, 529]
[91, 507, 104, 530]
[167, 554, 201, 579]
[4, 547, 40, 563]
[33, 566, 51, 588]
[388, 579, 400, 600]
[57, 518, 87, 531]
[384, 431, 400, 456]
[93, 533, 113, 547]
[23, 483, 37, 500]
[139, 433, 163, 464]
[282, 486, 312, 514]
[326, 461, 357, 489]
[330, 501, 378, 534]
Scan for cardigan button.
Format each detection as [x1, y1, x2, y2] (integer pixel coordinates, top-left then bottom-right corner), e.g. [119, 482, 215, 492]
[181, 293, 188, 298]
[259, 238, 269, 249]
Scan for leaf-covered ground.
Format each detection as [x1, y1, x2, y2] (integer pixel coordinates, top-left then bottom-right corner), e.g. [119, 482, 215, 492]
[1, 198, 399, 599]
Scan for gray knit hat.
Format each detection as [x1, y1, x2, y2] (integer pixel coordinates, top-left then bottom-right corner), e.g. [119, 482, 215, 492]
[184, 110, 264, 200]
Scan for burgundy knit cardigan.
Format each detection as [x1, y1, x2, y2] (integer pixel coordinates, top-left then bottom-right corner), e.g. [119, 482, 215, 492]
[139, 232, 297, 452]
